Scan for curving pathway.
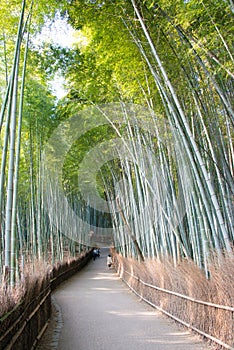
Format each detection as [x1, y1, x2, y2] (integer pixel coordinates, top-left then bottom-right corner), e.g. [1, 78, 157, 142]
[37, 249, 211, 350]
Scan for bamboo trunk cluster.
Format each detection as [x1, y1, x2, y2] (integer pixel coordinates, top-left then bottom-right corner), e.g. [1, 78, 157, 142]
[0, 0, 233, 288]
[0, 1, 83, 289]
[101, 1, 234, 273]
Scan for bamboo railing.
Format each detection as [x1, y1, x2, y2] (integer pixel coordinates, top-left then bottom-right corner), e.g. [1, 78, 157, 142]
[119, 268, 234, 350]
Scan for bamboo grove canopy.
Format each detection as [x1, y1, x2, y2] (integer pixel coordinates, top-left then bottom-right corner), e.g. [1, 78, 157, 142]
[0, 0, 233, 286]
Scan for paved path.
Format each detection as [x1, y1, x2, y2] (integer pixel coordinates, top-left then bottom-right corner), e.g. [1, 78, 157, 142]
[38, 249, 210, 350]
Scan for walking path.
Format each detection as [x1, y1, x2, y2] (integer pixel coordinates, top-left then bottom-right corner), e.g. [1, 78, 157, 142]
[37, 249, 211, 350]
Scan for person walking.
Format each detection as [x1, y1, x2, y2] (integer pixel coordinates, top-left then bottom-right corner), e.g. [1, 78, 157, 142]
[107, 254, 112, 269]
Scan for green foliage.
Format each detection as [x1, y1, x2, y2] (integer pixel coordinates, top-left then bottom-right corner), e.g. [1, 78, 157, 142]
[29, 42, 81, 77]
[63, 124, 117, 194]
[64, 0, 155, 105]
[23, 77, 56, 133]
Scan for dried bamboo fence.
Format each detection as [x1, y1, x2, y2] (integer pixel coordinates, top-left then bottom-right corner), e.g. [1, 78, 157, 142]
[0, 250, 92, 350]
[115, 256, 234, 350]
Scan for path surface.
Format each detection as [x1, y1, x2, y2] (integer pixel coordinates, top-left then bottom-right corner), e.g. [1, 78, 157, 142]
[37, 249, 211, 350]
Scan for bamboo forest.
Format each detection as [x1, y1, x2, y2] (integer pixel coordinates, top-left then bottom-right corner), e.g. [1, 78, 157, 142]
[0, 0, 233, 348]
